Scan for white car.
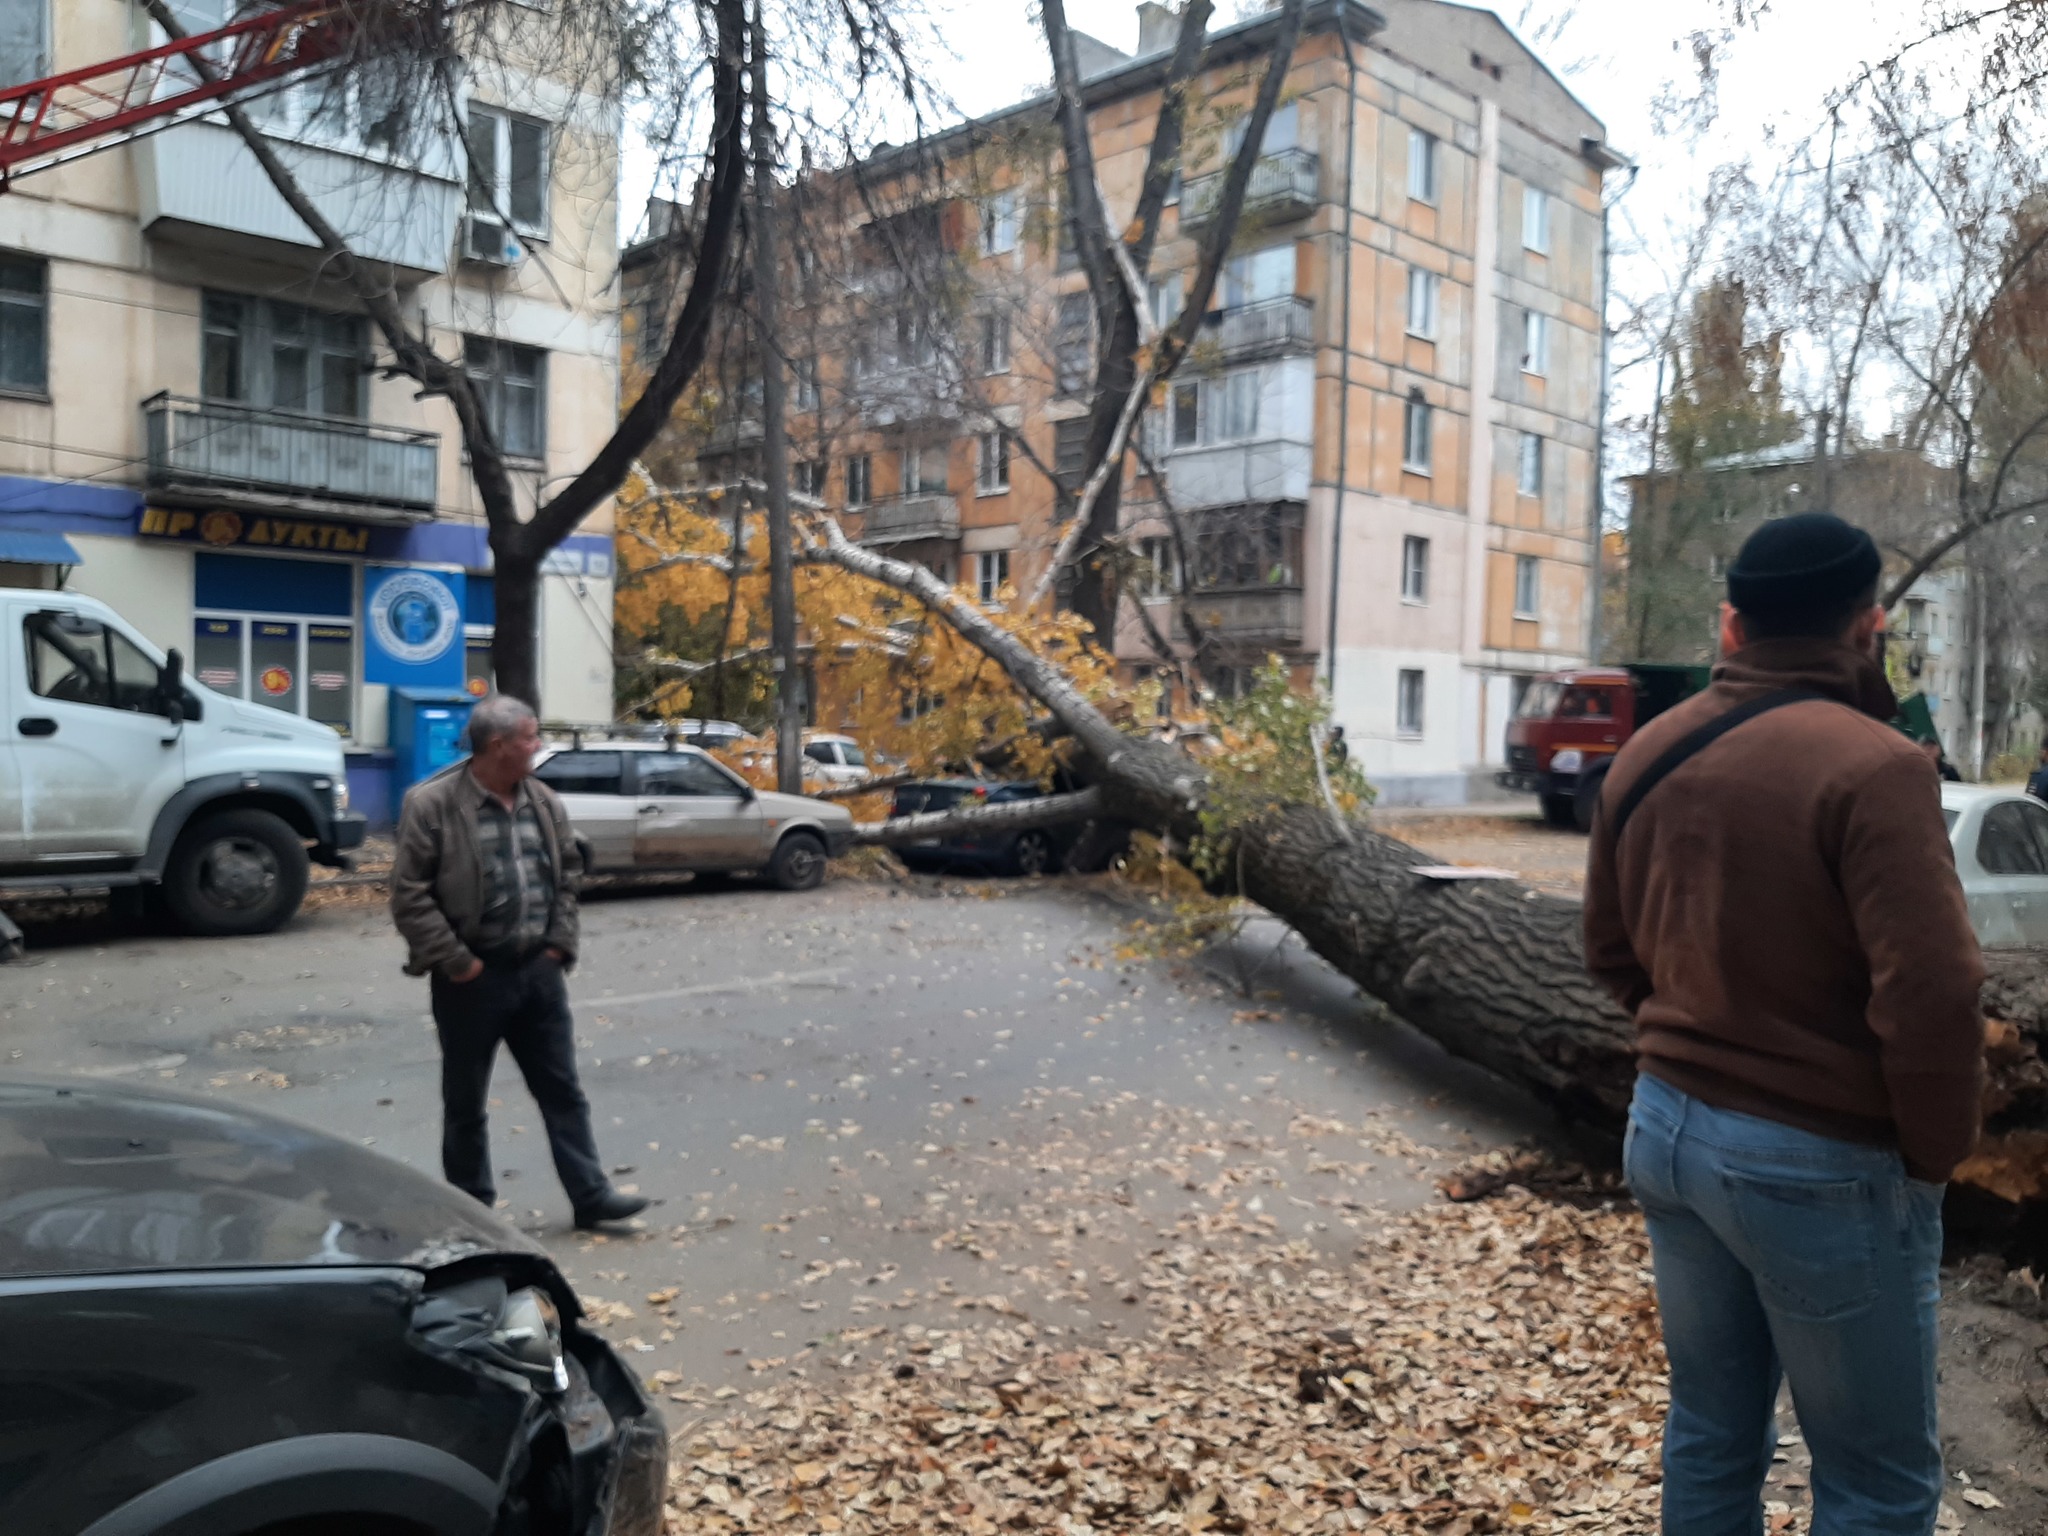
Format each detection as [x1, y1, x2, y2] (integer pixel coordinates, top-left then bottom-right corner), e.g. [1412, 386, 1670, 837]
[533, 741, 853, 890]
[1943, 784, 2048, 948]
[802, 733, 873, 788]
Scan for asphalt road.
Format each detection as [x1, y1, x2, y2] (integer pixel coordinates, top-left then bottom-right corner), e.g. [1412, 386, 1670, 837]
[0, 872, 1546, 1398]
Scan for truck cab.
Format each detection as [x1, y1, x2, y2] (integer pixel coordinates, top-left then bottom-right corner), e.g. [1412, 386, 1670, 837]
[0, 589, 365, 934]
[1500, 663, 1709, 830]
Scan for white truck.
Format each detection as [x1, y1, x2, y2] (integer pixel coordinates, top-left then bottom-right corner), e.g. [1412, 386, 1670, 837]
[0, 587, 366, 939]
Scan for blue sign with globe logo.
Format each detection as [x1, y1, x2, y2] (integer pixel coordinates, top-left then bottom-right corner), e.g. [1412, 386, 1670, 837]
[363, 567, 465, 687]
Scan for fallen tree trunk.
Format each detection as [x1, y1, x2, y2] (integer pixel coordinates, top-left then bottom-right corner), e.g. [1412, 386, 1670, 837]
[802, 516, 2048, 1250]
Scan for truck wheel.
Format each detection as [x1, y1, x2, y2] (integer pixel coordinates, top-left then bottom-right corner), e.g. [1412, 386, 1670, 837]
[163, 809, 310, 936]
[1538, 794, 1576, 830]
[768, 831, 827, 892]
[1573, 764, 1611, 835]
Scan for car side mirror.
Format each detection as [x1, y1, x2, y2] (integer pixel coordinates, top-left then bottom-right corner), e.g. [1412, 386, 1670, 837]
[739, 782, 757, 801]
[157, 649, 186, 724]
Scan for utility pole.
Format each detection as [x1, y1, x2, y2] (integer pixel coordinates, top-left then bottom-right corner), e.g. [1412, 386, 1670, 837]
[750, 3, 803, 795]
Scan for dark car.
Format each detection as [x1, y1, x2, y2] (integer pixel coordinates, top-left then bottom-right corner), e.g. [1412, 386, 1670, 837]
[0, 1075, 664, 1536]
[889, 778, 1083, 877]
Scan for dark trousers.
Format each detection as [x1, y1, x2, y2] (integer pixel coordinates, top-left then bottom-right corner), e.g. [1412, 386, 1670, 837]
[430, 952, 608, 1211]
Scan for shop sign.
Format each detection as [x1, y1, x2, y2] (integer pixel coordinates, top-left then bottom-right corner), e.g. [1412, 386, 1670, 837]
[362, 566, 463, 688]
[259, 665, 294, 697]
[138, 507, 372, 555]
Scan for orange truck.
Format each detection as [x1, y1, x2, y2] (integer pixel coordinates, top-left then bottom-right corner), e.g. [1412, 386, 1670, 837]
[1497, 663, 1711, 830]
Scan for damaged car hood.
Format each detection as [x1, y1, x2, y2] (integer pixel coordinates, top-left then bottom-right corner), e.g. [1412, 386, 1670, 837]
[0, 1076, 538, 1277]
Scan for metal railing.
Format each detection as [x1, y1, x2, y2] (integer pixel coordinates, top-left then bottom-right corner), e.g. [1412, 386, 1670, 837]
[143, 393, 438, 512]
[1208, 295, 1316, 360]
[1181, 147, 1320, 227]
[857, 491, 960, 545]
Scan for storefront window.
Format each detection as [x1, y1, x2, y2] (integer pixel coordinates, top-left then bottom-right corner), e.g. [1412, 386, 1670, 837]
[465, 633, 494, 698]
[194, 609, 357, 736]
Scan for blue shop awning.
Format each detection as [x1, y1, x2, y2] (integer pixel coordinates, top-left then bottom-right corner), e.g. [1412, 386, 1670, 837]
[0, 531, 81, 565]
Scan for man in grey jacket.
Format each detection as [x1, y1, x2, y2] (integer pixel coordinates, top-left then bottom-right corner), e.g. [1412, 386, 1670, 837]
[390, 693, 646, 1229]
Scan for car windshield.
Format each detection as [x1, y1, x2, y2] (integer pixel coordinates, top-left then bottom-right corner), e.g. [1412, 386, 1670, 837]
[1516, 681, 1563, 720]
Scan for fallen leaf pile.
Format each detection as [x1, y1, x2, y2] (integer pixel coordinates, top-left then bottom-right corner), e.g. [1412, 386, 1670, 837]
[663, 1189, 1667, 1533]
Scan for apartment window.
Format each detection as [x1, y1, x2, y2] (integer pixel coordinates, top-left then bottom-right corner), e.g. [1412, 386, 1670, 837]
[1521, 309, 1549, 376]
[1138, 535, 1181, 598]
[975, 430, 1010, 494]
[1518, 432, 1544, 496]
[1401, 534, 1429, 603]
[795, 459, 827, 499]
[1170, 382, 1199, 447]
[1514, 554, 1540, 619]
[1054, 292, 1092, 395]
[793, 356, 819, 411]
[979, 314, 1010, 375]
[0, 252, 46, 394]
[980, 190, 1020, 257]
[1405, 266, 1439, 340]
[1402, 390, 1433, 474]
[1227, 100, 1299, 157]
[1407, 128, 1439, 204]
[0, 0, 46, 89]
[1149, 274, 1184, 331]
[204, 294, 367, 418]
[1054, 418, 1089, 485]
[466, 104, 550, 236]
[975, 549, 1011, 604]
[902, 442, 948, 495]
[1397, 668, 1425, 737]
[845, 453, 872, 506]
[463, 336, 547, 460]
[1523, 185, 1551, 255]
[1208, 369, 1260, 442]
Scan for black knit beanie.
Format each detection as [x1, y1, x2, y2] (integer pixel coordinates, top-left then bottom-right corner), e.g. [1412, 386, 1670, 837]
[1726, 512, 1881, 620]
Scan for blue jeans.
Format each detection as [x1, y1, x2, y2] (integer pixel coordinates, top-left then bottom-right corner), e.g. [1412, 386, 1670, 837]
[1624, 1073, 1946, 1536]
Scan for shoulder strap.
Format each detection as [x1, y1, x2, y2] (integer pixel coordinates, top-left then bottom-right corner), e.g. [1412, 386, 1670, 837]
[1603, 689, 1824, 844]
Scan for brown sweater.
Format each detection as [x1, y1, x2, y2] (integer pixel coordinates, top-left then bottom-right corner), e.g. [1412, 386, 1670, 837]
[1583, 638, 1985, 1182]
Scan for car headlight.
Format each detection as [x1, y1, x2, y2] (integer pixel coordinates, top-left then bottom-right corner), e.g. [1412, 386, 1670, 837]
[412, 1276, 569, 1394]
[493, 1286, 570, 1392]
[1550, 750, 1583, 774]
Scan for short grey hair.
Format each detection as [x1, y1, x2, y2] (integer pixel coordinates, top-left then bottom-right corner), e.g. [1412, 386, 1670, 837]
[467, 693, 537, 752]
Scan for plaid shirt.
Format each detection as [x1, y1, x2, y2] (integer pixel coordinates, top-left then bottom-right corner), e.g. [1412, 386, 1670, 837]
[469, 773, 557, 956]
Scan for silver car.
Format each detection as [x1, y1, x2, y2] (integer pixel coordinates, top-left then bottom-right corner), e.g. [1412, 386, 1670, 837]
[534, 741, 854, 890]
[1943, 784, 2048, 948]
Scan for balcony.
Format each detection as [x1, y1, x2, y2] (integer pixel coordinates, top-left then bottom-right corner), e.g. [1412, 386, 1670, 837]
[855, 362, 964, 427]
[1205, 296, 1316, 362]
[1183, 586, 1305, 651]
[858, 492, 960, 547]
[1158, 436, 1312, 509]
[144, 394, 438, 520]
[134, 120, 463, 278]
[1181, 148, 1320, 229]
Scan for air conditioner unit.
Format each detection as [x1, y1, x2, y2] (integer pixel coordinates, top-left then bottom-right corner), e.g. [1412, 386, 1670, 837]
[460, 214, 519, 268]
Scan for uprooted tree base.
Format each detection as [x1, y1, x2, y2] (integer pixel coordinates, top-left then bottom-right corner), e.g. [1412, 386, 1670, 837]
[809, 521, 2048, 1267]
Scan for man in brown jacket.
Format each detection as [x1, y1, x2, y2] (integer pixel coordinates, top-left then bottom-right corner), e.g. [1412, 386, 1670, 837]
[390, 693, 646, 1230]
[1584, 513, 1983, 1534]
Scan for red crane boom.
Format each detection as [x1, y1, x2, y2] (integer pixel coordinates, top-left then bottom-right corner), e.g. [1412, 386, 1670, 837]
[0, 2, 407, 187]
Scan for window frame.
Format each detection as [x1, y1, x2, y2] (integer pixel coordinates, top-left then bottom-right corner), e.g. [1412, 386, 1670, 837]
[1400, 534, 1429, 604]
[1402, 390, 1433, 475]
[1396, 668, 1425, 738]
[1138, 535, 1181, 599]
[1518, 431, 1544, 497]
[466, 102, 552, 240]
[1514, 553, 1540, 620]
[1407, 128, 1440, 205]
[203, 292, 370, 420]
[975, 429, 1011, 495]
[1405, 266, 1439, 341]
[0, 0, 47, 91]
[190, 607, 356, 735]
[974, 548, 1011, 605]
[462, 335, 548, 462]
[979, 190, 1020, 257]
[0, 249, 47, 397]
[845, 453, 872, 506]
[1521, 308, 1549, 377]
[979, 313, 1011, 375]
[1523, 185, 1551, 255]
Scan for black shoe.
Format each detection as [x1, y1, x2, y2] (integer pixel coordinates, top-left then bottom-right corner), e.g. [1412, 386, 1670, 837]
[573, 1189, 649, 1230]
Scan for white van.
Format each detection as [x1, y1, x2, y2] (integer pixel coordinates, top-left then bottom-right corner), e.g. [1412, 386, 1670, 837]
[0, 589, 365, 935]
